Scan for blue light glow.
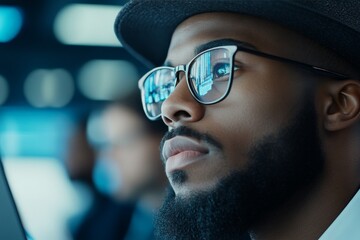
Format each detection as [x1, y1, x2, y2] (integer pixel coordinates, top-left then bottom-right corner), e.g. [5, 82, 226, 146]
[0, 6, 23, 42]
[0, 108, 74, 158]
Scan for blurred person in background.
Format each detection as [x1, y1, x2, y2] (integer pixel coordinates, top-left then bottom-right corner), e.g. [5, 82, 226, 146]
[72, 92, 168, 240]
[64, 115, 96, 188]
[64, 114, 133, 240]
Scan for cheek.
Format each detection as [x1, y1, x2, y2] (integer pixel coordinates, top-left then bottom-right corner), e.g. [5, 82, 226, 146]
[205, 72, 306, 165]
[234, 69, 304, 128]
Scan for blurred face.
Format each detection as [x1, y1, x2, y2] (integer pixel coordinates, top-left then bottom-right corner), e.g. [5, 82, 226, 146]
[100, 105, 164, 200]
[155, 12, 326, 238]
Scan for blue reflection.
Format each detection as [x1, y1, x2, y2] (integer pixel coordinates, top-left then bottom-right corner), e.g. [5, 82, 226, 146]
[144, 70, 174, 104]
[194, 52, 213, 96]
[0, 6, 23, 42]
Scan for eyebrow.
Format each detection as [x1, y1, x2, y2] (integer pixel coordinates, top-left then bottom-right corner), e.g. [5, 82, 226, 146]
[163, 38, 258, 67]
[195, 38, 258, 55]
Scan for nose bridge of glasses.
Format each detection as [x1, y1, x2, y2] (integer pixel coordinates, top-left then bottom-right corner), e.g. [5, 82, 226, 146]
[174, 65, 186, 84]
[174, 65, 186, 73]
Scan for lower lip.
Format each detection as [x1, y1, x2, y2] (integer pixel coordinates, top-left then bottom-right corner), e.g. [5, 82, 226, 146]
[166, 150, 207, 173]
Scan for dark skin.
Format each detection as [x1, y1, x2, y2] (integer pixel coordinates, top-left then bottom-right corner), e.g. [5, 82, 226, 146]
[160, 12, 360, 240]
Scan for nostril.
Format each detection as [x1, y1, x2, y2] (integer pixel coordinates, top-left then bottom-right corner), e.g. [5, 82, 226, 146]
[162, 110, 192, 126]
[162, 115, 173, 126]
[174, 110, 191, 120]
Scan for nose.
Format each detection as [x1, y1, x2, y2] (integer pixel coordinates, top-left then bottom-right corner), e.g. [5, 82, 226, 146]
[161, 73, 205, 128]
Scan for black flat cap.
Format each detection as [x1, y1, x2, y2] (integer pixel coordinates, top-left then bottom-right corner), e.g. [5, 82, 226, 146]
[115, 0, 360, 69]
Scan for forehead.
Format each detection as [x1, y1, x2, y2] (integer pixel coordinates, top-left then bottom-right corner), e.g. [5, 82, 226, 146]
[166, 12, 317, 65]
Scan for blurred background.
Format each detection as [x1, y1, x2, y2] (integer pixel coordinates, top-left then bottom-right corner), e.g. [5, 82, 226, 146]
[0, 0, 150, 239]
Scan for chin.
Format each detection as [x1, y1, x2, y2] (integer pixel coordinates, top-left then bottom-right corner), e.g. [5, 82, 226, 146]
[170, 169, 223, 198]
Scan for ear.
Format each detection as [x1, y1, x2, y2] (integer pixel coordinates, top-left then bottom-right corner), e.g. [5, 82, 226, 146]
[323, 81, 360, 131]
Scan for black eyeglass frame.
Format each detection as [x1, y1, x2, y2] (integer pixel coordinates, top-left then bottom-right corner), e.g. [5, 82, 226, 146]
[138, 44, 350, 120]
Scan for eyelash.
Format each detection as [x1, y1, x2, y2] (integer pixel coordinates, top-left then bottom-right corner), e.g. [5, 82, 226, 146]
[233, 61, 244, 75]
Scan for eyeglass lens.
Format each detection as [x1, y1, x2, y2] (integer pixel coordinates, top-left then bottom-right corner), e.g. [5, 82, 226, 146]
[189, 48, 232, 103]
[142, 47, 233, 119]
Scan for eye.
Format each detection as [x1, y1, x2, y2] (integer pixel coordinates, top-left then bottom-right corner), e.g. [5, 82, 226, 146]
[213, 62, 231, 78]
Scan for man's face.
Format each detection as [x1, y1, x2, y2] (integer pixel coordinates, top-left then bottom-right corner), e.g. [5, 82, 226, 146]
[160, 12, 320, 196]
[156, 12, 326, 238]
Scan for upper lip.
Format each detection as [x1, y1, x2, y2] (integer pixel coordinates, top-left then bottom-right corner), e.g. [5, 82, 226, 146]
[162, 136, 209, 162]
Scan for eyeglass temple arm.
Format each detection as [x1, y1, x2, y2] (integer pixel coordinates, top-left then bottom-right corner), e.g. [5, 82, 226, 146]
[239, 47, 350, 80]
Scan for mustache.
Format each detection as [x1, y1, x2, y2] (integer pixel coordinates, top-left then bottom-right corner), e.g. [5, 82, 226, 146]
[160, 126, 223, 163]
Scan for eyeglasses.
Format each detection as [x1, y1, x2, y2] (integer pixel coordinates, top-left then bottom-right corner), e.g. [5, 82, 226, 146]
[138, 44, 349, 120]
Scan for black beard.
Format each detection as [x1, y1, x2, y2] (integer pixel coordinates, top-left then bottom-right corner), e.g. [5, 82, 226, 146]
[155, 100, 325, 240]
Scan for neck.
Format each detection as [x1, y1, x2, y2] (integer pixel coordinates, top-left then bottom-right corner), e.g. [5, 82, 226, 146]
[249, 175, 358, 240]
